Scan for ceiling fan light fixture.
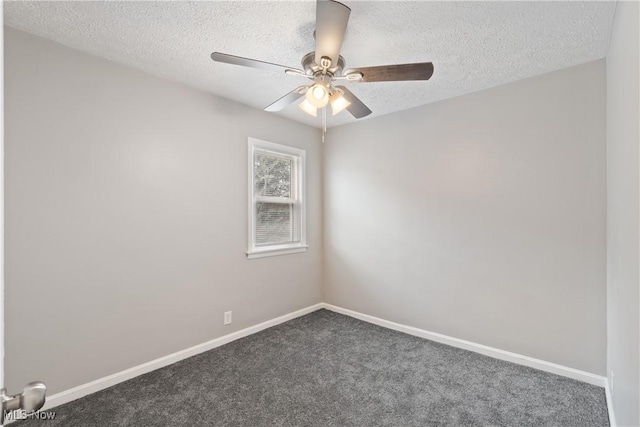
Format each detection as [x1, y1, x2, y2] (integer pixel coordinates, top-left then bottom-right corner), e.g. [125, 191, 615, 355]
[306, 83, 329, 108]
[330, 92, 350, 115]
[299, 99, 318, 117]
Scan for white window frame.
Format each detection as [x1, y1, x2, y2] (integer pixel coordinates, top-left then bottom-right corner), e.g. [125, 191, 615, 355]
[247, 137, 307, 259]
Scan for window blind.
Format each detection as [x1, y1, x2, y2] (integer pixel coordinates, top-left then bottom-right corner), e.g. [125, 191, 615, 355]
[253, 150, 299, 246]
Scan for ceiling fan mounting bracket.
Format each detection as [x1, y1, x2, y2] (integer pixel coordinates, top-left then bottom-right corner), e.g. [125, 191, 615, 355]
[319, 56, 332, 69]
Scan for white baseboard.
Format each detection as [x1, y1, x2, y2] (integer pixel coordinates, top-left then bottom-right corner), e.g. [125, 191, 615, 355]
[40, 303, 324, 411]
[321, 303, 606, 388]
[35, 301, 610, 420]
[604, 378, 617, 426]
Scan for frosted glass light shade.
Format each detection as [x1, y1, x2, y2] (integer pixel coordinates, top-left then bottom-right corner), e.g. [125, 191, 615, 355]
[330, 92, 351, 115]
[306, 83, 329, 108]
[298, 99, 318, 117]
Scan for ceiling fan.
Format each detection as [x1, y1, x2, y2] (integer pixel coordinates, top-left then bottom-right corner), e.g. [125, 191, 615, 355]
[211, 0, 434, 120]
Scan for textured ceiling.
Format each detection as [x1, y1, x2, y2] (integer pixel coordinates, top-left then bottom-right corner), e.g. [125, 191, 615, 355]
[4, 1, 616, 128]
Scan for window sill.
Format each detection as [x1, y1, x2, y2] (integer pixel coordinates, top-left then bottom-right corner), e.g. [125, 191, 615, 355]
[247, 245, 309, 259]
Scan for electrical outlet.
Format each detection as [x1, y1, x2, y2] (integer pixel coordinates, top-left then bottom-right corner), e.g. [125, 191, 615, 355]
[224, 311, 232, 326]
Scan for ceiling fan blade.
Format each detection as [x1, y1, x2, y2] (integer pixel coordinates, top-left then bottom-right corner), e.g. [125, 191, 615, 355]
[264, 86, 308, 112]
[211, 52, 298, 74]
[346, 62, 434, 82]
[336, 85, 372, 119]
[315, 0, 351, 68]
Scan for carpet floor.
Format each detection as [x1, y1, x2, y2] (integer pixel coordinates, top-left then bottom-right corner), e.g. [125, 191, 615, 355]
[18, 309, 609, 426]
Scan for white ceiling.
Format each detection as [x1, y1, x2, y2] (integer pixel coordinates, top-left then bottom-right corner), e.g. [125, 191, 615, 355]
[4, 1, 616, 128]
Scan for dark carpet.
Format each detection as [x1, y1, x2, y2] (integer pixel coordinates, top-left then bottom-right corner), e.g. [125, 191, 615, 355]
[19, 309, 609, 426]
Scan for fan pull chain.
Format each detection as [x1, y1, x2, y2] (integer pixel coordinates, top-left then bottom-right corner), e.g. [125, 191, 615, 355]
[322, 107, 327, 143]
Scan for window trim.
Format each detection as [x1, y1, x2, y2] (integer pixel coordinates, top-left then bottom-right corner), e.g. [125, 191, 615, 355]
[247, 137, 307, 259]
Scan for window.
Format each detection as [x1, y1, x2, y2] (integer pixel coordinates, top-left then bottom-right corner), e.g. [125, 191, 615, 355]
[247, 138, 307, 259]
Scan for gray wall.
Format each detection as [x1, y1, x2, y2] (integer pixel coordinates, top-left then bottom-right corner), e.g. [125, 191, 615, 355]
[4, 21, 616, 399]
[4, 28, 323, 395]
[606, 1, 640, 425]
[324, 60, 607, 375]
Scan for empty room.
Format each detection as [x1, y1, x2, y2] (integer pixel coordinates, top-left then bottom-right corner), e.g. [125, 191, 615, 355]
[1, 0, 638, 426]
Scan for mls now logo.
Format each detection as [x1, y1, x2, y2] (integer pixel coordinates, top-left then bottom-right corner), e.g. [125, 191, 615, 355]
[3, 409, 56, 421]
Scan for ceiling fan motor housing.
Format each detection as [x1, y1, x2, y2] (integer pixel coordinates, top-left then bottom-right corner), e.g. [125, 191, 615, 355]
[301, 51, 346, 77]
